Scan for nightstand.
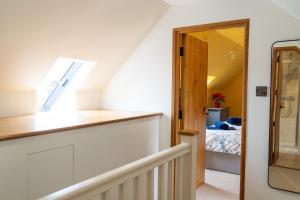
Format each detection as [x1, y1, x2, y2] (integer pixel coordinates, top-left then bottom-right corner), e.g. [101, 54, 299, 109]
[206, 107, 230, 126]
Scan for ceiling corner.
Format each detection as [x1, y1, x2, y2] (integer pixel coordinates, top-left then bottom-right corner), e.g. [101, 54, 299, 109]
[272, 0, 300, 21]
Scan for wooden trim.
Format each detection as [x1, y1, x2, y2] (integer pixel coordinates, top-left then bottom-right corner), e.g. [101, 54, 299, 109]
[240, 19, 250, 200]
[171, 19, 250, 200]
[171, 31, 184, 146]
[273, 46, 300, 55]
[171, 31, 179, 147]
[173, 19, 250, 33]
[178, 130, 199, 136]
[0, 110, 163, 141]
[269, 49, 279, 165]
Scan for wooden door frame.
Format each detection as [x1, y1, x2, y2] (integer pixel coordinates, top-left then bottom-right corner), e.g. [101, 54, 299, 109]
[171, 19, 250, 200]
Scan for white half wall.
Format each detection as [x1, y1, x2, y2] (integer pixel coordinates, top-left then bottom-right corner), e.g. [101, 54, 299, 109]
[0, 117, 160, 199]
[100, 0, 300, 199]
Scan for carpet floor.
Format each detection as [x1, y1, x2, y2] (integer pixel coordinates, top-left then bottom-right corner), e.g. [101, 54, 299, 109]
[196, 169, 240, 200]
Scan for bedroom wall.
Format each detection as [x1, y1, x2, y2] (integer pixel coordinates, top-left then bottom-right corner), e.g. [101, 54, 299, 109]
[209, 73, 243, 117]
[192, 28, 244, 117]
[220, 73, 243, 117]
[190, 30, 244, 91]
[100, 0, 300, 199]
[196, 28, 244, 117]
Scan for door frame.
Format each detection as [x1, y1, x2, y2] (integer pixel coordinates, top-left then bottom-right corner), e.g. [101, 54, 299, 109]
[171, 19, 250, 200]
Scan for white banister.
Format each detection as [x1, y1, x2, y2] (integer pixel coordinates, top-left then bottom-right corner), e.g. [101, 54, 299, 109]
[38, 130, 198, 200]
[158, 163, 167, 200]
[101, 191, 110, 200]
[146, 170, 154, 200]
[179, 130, 198, 200]
[175, 156, 183, 200]
[118, 181, 129, 200]
[167, 160, 174, 200]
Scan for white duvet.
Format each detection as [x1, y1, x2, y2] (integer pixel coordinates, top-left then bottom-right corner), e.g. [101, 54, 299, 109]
[206, 128, 241, 155]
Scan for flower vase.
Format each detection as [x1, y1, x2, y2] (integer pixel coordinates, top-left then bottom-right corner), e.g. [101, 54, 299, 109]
[214, 100, 220, 108]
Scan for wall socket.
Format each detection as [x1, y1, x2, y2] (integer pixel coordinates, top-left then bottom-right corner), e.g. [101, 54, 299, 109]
[256, 86, 268, 97]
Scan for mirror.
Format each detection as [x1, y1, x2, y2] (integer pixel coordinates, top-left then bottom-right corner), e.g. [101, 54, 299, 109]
[269, 39, 300, 193]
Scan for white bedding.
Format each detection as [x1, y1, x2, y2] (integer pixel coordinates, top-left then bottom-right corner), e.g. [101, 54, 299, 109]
[206, 128, 241, 155]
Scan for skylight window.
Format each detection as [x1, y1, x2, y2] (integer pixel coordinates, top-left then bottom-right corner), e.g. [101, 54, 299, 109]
[37, 57, 95, 112]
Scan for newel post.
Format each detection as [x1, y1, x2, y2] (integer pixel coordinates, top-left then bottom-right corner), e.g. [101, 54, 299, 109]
[178, 130, 198, 200]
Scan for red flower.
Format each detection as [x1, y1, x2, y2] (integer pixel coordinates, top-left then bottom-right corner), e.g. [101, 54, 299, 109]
[212, 92, 225, 102]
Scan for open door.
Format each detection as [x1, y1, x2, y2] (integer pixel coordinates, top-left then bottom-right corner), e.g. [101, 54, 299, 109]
[172, 19, 249, 199]
[180, 34, 208, 186]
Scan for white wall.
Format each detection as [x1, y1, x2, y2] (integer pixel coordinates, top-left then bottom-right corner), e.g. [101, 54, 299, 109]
[0, 0, 168, 91]
[0, 90, 36, 117]
[272, 0, 300, 21]
[100, 0, 300, 199]
[0, 90, 103, 117]
[0, 0, 168, 117]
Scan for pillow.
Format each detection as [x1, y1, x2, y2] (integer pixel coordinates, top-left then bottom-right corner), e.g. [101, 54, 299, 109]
[224, 122, 241, 130]
[226, 117, 242, 126]
[215, 121, 229, 130]
[215, 121, 236, 130]
[207, 121, 236, 130]
[207, 125, 218, 130]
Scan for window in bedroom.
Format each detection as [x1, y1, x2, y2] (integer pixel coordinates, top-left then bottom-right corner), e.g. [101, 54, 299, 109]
[37, 57, 95, 112]
[207, 75, 216, 85]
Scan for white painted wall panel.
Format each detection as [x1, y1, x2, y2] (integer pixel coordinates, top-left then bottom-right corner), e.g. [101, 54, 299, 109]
[0, 117, 160, 200]
[27, 145, 74, 200]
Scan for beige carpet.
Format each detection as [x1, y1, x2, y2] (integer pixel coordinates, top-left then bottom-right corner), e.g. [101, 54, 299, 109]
[197, 169, 240, 200]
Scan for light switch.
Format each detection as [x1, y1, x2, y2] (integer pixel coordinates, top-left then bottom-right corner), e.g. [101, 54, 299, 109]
[256, 86, 268, 97]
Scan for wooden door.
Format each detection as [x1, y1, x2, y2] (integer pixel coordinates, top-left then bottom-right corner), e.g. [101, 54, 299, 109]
[270, 50, 282, 164]
[274, 50, 283, 163]
[181, 34, 208, 186]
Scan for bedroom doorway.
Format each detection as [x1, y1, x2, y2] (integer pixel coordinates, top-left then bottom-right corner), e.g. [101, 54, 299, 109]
[171, 19, 249, 200]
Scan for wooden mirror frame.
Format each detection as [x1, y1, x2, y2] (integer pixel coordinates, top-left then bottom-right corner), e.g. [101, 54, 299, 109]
[268, 39, 300, 194]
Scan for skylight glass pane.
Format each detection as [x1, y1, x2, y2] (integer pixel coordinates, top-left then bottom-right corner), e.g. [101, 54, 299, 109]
[37, 58, 95, 112]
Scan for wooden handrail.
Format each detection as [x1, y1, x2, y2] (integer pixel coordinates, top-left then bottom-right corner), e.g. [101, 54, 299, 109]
[179, 130, 199, 136]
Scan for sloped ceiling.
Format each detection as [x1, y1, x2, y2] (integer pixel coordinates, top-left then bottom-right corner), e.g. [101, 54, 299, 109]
[165, 0, 300, 21]
[216, 27, 245, 47]
[163, 0, 199, 5]
[272, 0, 300, 21]
[0, 0, 168, 90]
[189, 27, 244, 90]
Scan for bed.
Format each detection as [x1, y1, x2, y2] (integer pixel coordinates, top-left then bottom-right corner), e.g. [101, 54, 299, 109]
[205, 124, 241, 174]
